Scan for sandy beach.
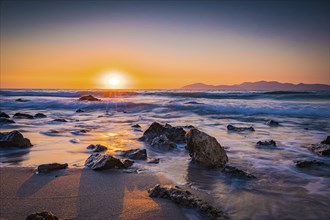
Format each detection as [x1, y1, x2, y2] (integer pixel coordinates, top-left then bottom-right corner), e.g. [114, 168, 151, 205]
[0, 167, 191, 220]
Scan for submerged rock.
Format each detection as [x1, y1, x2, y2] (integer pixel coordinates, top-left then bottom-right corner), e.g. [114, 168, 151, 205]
[0, 130, 32, 148]
[148, 184, 225, 219]
[294, 160, 325, 168]
[266, 120, 279, 126]
[227, 124, 255, 132]
[0, 118, 15, 124]
[185, 128, 228, 167]
[87, 144, 107, 152]
[140, 122, 186, 144]
[85, 154, 132, 170]
[222, 165, 256, 179]
[53, 119, 67, 122]
[148, 158, 160, 164]
[150, 135, 176, 150]
[26, 211, 59, 220]
[131, 124, 141, 128]
[120, 148, 147, 160]
[15, 98, 29, 102]
[34, 113, 47, 118]
[78, 95, 101, 102]
[0, 112, 10, 118]
[76, 109, 85, 113]
[37, 163, 68, 174]
[256, 140, 276, 146]
[13, 113, 34, 119]
[307, 137, 330, 156]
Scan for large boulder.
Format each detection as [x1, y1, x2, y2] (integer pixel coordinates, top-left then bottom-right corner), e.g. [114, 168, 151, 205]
[13, 113, 34, 119]
[150, 135, 176, 150]
[0, 130, 32, 148]
[85, 154, 133, 170]
[26, 211, 59, 220]
[37, 163, 68, 174]
[78, 95, 101, 102]
[185, 129, 228, 167]
[119, 148, 147, 160]
[307, 137, 330, 156]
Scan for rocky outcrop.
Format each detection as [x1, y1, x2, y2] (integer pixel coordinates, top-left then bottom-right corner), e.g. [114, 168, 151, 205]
[119, 148, 147, 160]
[150, 135, 176, 150]
[307, 137, 330, 156]
[0, 112, 10, 118]
[13, 113, 34, 119]
[26, 211, 59, 220]
[76, 109, 85, 113]
[53, 119, 67, 122]
[85, 154, 133, 170]
[185, 129, 228, 167]
[148, 184, 225, 219]
[222, 165, 256, 179]
[37, 163, 68, 174]
[227, 124, 255, 132]
[256, 140, 276, 146]
[294, 160, 325, 168]
[87, 144, 107, 152]
[78, 95, 101, 101]
[266, 120, 279, 126]
[0, 131, 32, 148]
[34, 113, 47, 118]
[0, 118, 15, 124]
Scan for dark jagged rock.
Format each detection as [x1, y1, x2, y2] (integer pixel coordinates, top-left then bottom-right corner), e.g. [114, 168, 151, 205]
[120, 148, 147, 160]
[53, 119, 67, 122]
[256, 140, 276, 146]
[37, 163, 68, 174]
[185, 128, 228, 167]
[87, 144, 107, 152]
[222, 165, 256, 179]
[150, 135, 176, 150]
[34, 113, 47, 118]
[76, 109, 85, 113]
[26, 211, 59, 220]
[321, 136, 330, 145]
[148, 184, 225, 219]
[80, 129, 88, 133]
[294, 160, 325, 168]
[266, 120, 279, 126]
[0, 118, 15, 124]
[0, 112, 10, 118]
[15, 98, 29, 102]
[78, 95, 101, 102]
[140, 122, 186, 144]
[227, 124, 255, 132]
[123, 159, 134, 168]
[13, 113, 34, 119]
[0, 130, 32, 148]
[85, 154, 132, 170]
[183, 125, 195, 129]
[148, 158, 160, 164]
[132, 124, 141, 128]
[307, 137, 330, 156]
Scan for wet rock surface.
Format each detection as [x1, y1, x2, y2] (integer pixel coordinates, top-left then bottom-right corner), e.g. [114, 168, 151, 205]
[87, 144, 107, 152]
[78, 95, 101, 102]
[37, 163, 68, 174]
[0, 112, 10, 118]
[119, 148, 147, 160]
[85, 153, 133, 170]
[76, 109, 85, 113]
[34, 113, 47, 118]
[26, 211, 59, 220]
[294, 160, 325, 168]
[186, 128, 228, 167]
[148, 158, 160, 164]
[148, 184, 225, 219]
[227, 124, 255, 132]
[307, 137, 330, 156]
[0, 130, 32, 148]
[15, 98, 29, 102]
[222, 165, 256, 179]
[320, 136, 330, 145]
[266, 120, 279, 126]
[131, 124, 141, 128]
[256, 140, 276, 146]
[53, 119, 67, 123]
[150, 135, 176, 150]
[0, 118, 15, 124]
[13, 113, 34, 119]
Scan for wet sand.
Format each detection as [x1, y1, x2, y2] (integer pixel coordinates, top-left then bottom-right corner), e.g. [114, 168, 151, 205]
[0, 167, 188, 220]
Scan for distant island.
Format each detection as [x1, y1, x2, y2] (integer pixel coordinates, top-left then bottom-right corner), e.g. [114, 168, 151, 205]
[180, 81, 330, 91]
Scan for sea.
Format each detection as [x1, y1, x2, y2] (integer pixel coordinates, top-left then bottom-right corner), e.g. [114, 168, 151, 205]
[0, 89, 329, 219]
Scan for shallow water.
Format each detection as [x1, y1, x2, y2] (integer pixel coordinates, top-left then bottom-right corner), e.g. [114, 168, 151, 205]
[0, 89, 329, 219]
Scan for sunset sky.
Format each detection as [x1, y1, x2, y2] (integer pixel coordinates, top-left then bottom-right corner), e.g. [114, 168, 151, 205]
[1, 0, 329, 89]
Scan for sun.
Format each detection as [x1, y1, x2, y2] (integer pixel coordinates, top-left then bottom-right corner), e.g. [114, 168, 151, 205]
[99, 70, 126, 88]
[108, 77, 120, 86]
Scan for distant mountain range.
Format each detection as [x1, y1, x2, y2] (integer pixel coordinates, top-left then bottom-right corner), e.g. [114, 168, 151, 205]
[180, 81, 330, 91]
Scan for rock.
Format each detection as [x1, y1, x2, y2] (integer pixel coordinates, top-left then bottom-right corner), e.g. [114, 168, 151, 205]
[183, 125, 195, 129]
[123, 159, 134, 168]
[80, 129, 88, 133]
[148, 158, 160, 164]
[227, 124, 255, 132]
[0, 118, 15, 124]
[140, 122, 186, 144]
[321, 136, 330, 145]
[185, 129, 228, 167]
[266, 120, 279, 126]
[148, 184, 225, 219]
[120, 148, 147, 160]
[256, 140, 276, 146]
[53, 119, 67, 122]
[26, 211, 59, 220]
[13, 113, 34, 119]
[0, 130, 32, 148]
[37, 163, 68, 174]
[308, 144, 330, 156]
[132, 124, 141, 128]
[34, 113, 47, 118]
[15, 98, 29, 102]
[78, 95, 101, 102]
[76, 109, 85, 113]
[87, 144, 107, 152]
[294, 160, 325, 168]
[222, 165, 256, 179]
[185, 101, 204, 105]
[85, 154, 131, 170]
[0, 112, 10, 118]
[150, 135, 176, 150]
